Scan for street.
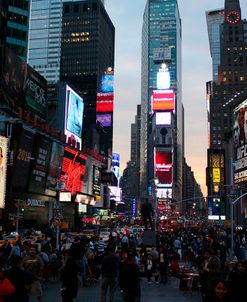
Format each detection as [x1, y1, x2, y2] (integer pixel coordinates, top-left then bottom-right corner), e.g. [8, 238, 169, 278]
[30, 277, 201, 302]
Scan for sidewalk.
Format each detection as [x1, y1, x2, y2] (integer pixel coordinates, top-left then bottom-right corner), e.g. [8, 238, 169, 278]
[30, 277, 201, 302]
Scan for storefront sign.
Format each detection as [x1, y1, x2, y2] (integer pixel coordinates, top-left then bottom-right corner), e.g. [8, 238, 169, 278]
[27, 198, 45, 208]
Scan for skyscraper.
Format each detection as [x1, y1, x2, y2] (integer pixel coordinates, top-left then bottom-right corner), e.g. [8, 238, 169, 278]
[207, 0, 247, 221]
[140, 0, 183, 206]
[4, 0, 30, 60]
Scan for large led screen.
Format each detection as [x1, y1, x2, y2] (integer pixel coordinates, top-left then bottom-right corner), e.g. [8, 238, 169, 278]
[46, 142, 64, 190]
[28, 135, 52, 194]
[101, 73, 114, 93]
[157, 70, 170, 90]
[155, 151, 172, 184]
[156, 112, 171, 125]
[112, 153, 120, 179]
[93, 166, 101, 197]
[1, 47, 47, 118]
[0, 136, 8, 208]
[152, 89, 175, 112]
[108, 186, 122, 203]
[60, 147, 87, 195]
[233, 99, 247, 183]
[96, 92, 114, 113]
[96, 114, 112, 127]
[65, 85, 84, 149]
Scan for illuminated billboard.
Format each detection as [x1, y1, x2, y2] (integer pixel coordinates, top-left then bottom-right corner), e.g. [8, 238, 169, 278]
[109, 186, 122, 203]
[0, 136, 8, 209]
[96, 114, 112, 127]
[156, 187, 172, 199]
[156, 112, 171, 126]
[151, 89, 175, 112]
[155, 151, 172, 184]
[93, 166, 101, 197]
[60, 147, 87, 195]
[28, 135, 52, 194]
[101, 73, 114, 93]
[1, 47, 47, 119]
[157, 64, 170, 90]
[112, 153, 120, 179]
[65, 85, 84, 149]
[233, 99, 247, 183]
[96, 92, 114, 112]
[208, 197, 225, 220]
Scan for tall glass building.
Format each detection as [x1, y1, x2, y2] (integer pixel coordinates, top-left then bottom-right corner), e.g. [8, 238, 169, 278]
[5, 0, 30, 60]
[206, 9, 224, 83]
[140, 0, 183, 204]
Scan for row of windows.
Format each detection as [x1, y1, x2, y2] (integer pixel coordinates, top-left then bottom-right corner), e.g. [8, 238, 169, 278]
[8, 12, 27, 25]
[8, 0, 29, 11]
[222, 76, 246, 82]
[62, 37, 90, 43]
[64, 2, 98, 14]
[7, 28, 27, 41]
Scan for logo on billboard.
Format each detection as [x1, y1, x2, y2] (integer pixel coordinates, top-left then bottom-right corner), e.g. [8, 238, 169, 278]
[0, 136, 8, 209]
[96, 92, 114, 113]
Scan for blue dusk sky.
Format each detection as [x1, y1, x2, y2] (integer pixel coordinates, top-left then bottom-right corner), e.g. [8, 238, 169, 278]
[105, 0, 247, 194]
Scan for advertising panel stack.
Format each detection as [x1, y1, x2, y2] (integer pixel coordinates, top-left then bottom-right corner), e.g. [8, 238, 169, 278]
[152, 64, 175, 211]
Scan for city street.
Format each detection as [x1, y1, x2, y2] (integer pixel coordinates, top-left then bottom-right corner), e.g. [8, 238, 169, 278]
[30, 278, 201, 302]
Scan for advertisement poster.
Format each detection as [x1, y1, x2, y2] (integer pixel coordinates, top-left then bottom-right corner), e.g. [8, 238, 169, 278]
[46, 142, 64, 190]
[28, 135, 52, 194]
[65, 85, 84, 149]
[12, 127, 35, 190]
[96, 114, 112, 127]
[233, 100, 247, 183]
[101, 73, 114, 93]
[60, 147, 87, 195]
[0, 136, 8, 209]
[155, 151, 172, 184]
[93, 166, 101, 196]
[96, 92, 114, 112]
[151, 89, 175, 112]
[1, 47, 47, 118]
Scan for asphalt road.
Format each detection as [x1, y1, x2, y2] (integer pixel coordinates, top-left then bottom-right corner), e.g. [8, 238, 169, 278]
[30, 276, 201, 302]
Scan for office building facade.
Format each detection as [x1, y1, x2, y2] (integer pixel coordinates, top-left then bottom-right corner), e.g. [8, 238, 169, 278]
[140, 0, 184, 207]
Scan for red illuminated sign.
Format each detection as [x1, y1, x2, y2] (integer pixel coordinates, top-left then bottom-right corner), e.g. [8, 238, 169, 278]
[152, 89, 175, 111]
[60, 147, 87, 195]
[96, 92, 114, 113]
[155, 151, 172, 184]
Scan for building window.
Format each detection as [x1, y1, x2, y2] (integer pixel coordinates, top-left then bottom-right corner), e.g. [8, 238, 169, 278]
[92, 3, 98, 11]
[74, 4, 79, 12]
[65, 5, 70, 13]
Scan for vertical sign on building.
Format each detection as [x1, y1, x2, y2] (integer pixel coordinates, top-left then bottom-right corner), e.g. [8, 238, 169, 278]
[0, 136, 8, 209]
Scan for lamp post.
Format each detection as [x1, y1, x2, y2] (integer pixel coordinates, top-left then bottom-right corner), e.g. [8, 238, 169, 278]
[153, 178, 159, 231]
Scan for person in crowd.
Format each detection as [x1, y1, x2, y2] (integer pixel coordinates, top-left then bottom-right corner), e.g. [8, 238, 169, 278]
[0, 257, 15, 302]
[145, 254, 159, 285]
[5, 255, 35, 302]
[119, 252, 141, 302]
[60, 249, 79, 302]
[100, 245, 120, 302]
[140, 198, 154, 230]
[228, 261, 247, 302]
[200, 248, 222, 300]
[204, 279, 231, 302]
[158, 246, 168, 284]
[0, 240, 12, 261]
[22, 246, 44, 302]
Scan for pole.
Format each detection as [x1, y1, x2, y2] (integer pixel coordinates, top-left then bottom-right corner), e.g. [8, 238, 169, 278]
[230, 199, 234, 258]
[56, 224, 60, 251]
[15, 205, 19, 234]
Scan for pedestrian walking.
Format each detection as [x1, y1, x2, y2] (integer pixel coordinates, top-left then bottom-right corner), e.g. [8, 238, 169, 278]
[119, 252, 141, 302]
[101, 245, 120, 302]
[60, 249, 79, 302]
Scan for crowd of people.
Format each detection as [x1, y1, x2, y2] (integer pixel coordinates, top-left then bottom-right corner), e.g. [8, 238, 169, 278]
[0, 224, 247, 301]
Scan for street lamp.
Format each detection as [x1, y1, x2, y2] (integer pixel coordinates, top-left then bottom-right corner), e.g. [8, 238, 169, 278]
[154, 178, 159, 231]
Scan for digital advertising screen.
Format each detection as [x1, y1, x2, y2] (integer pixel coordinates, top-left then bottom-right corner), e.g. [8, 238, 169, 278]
[0, 136, 8, 209]
[46, 142, 64, 190]
[93, 166, 101, 197]
[1, 47, 47, 119]
[60, 147, 87, 195]
[101, 73, 114, 93]
[152, 89, 175, 112]
[65, 85, 84, 149]
[156, 112, 172, 126]
[157, 69, 170, 90]
[96, 114, 112, 127]
[155, 151, 172, 184]
[108, 186, 122, 203]
[28, 135, 52, 194]
[156, 187, 172, 199]
[96, 92, 114, 113]
[233, 99, 247, 183]
[112, 153, 120, 179]
[12, 127, 35, 190]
